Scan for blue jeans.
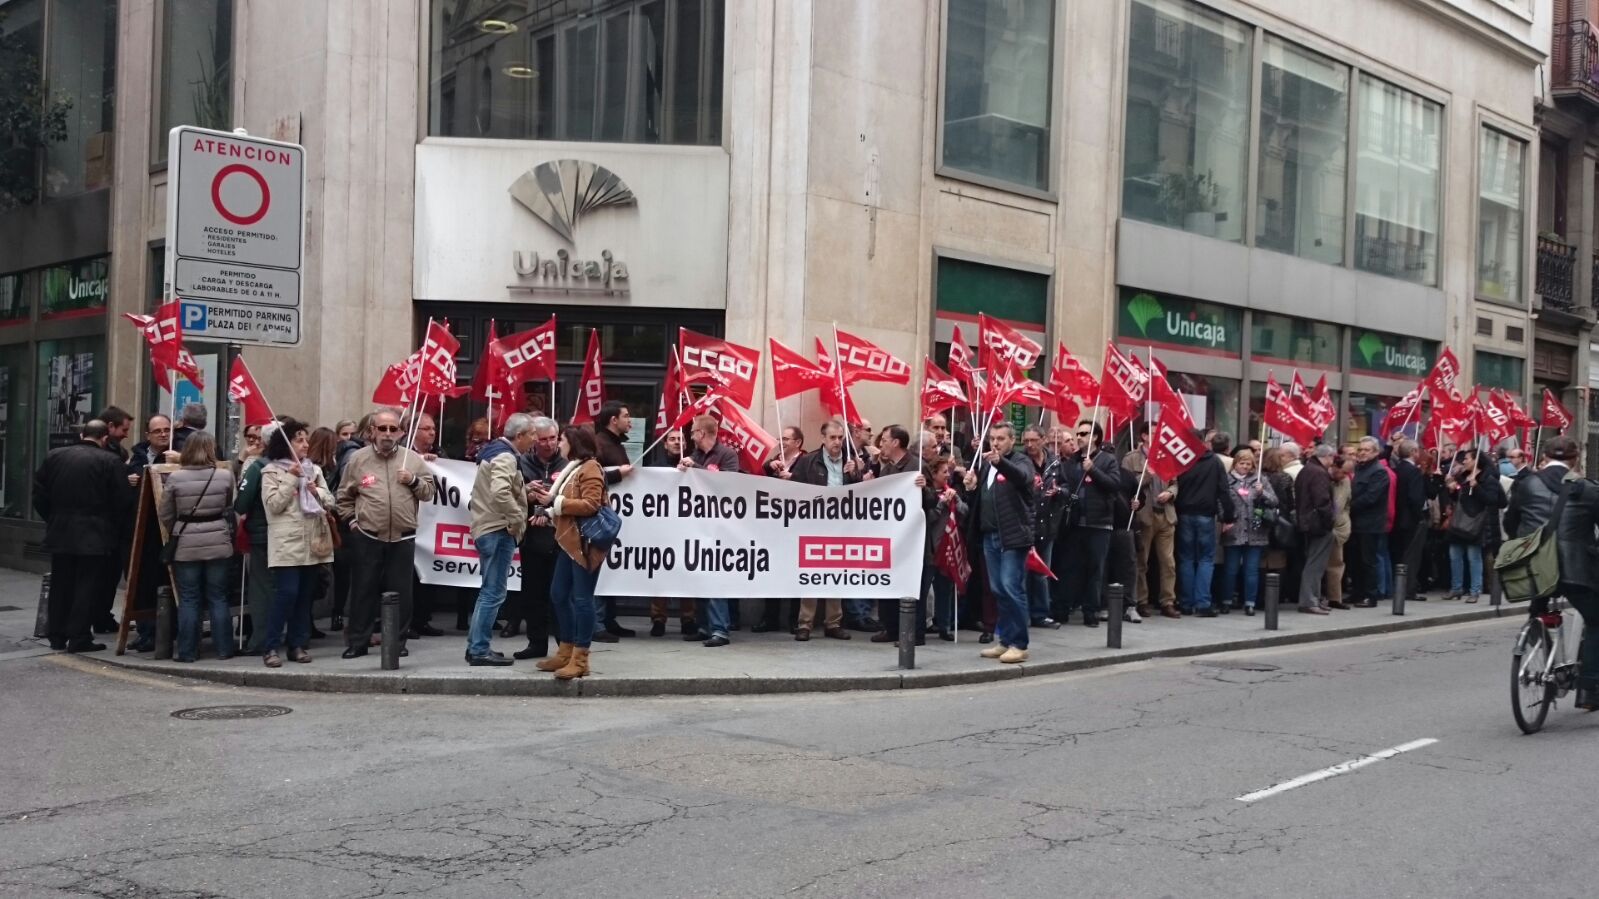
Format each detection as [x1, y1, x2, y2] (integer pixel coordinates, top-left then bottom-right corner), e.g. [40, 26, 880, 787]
[699, 599, 731, 638]
[844, 598, 874, 625]
[923, 564, 956, 631]
[174, 558, 234, 660]
[265, 565, 316, 653]
[1222, 544, 1264, 609]
[550, 553, 598, 648]
[1449, 542, 1483, 595]
[1376, 536, 1393, 598]
[982, 531, 1029, 650]
[1027, 541, 1054, 622]
[1177, 515, 1217, 611]
[467, 530, 518, 658]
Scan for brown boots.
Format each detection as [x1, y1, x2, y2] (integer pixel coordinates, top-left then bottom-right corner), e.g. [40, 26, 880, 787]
[536, 642, 573, 672]
[554, 647, 590, 680]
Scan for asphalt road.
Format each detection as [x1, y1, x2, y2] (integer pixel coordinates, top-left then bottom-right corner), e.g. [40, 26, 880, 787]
[2, 615, 1596, 898]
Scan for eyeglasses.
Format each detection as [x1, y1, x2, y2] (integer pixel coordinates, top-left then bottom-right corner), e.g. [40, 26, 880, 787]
[374, 425, 402, 433]
[1075, 431, 1091, 439]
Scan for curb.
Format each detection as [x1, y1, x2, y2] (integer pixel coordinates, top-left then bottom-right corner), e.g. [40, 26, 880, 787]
[91, 607, 1509, 698]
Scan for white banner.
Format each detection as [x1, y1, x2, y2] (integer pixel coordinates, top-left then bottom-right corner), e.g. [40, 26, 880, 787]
[597, 468, 924, 598]
[416, 459, 523, 589]
[415, 462, 926, 598]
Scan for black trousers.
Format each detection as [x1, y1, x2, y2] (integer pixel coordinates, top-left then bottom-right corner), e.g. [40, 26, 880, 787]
[1391, 520, 1426, 599]
[49, 553, 106, 643]
[1352, 532, 1383, 602]
[93, 540, 126, 625]
[878, 591, 926, 639]
[512, 547, 557, 654]
[1058, 527, 1111, 622]
[411, 579, 437, 629]
[1101, 529, 1137, 606]
[344, 530, 416, 649]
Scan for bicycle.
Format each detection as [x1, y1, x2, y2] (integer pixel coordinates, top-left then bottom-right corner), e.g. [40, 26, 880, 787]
[1511, 597, 1581, 734]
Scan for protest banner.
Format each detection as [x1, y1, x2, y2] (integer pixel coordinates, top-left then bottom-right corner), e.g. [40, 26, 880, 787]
[415, 459, 524, 589]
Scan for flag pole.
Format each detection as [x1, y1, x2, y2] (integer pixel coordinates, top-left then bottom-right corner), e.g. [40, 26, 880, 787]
[830, 323, 854, 466]
[1127, 345, 1154, 532]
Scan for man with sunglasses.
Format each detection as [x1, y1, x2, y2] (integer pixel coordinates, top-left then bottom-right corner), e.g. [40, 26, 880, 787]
[1055, 422, 1122, 628]
[335, 408, 437, 661]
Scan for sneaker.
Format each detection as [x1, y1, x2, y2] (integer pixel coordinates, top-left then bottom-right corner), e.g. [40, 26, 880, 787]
[702, 634, 731, 647]
[979, 643, 1009, 659]
[998, 647, 1029, 664]
[1031, 618, 1062, 629]
[1124, 607, 1143, 624]
[1097, 610, 1109, 621]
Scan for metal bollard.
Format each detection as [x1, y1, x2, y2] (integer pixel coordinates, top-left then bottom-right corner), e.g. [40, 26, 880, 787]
[1488, 563, 1503, 608]
[1106, 583, 1124, 649]
[897, 597, 916, 670]
[380, 591, 402, 670]
[1262, 573, 1280, 631]
[154, 586, 175, 660]
[1392, 563, 1408, 616]
[33, 573, 50, 639]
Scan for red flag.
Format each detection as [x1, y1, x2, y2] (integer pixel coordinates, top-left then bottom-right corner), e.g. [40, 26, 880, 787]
[1386, 385, 1424, 435]
[1025, 546, 1057, 580]
[1501, 390, 1537, 430]
[1289, 371, 1314, 417]
[1479, 389, 1514, 446]
[1309, 374, 1336, 430]
[571, 329, 605, 425]
[1425, 347, 1461, 396]
[471, 320, 521, 424]
[1099, 342, 1148, 423]
[655, 353, 685, 432]
[947, 325, 976, 387]
[816, 338, 864, 427]
[680, 328, 759, 408]
[372, 352, 421, 405]
[921, 357, 967, 415]
[1150, 371, 1194, 431]
[991, 356, 1053, 408]
[1147, 404, 1207, 482]
[1264, 373, 1317, 444]
[1046, 344, 1100, 404]
[417, 320, 461, 396]
[1440, 400, 1478, 446]
[666, 388, 721, 433]
[770, 338, 834, 400]
[977, 313, 1042, 371]
[227, 356, 275, 426]
[494, 316, 558, 383]
[835, 328, 912, 386]
[714, 398, 779, 475]
[934, 502, 972, 591]
[123, 302, 200, 389]
[1541, 387, 1574, 433]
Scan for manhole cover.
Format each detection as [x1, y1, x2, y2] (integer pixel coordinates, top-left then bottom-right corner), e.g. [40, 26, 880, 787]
[1192, 660, 1281, 672]
[171, 705, 292, 720]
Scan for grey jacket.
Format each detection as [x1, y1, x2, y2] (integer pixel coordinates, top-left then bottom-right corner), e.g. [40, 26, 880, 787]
[1222, 470, 1277, 547]
[158, 465, 237, 562]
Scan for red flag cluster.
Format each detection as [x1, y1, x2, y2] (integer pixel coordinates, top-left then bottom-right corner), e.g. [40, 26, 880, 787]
[122, 301, 204, 391]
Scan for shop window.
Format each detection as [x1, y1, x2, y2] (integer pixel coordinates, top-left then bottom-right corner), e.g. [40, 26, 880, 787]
[34, 336, 103, 489]
[941, 0, 1054, 191]
[1255, 36, 1348, 265]
[0, 271, 30, 326]
[1122, 0, 1251, 243]
[935, 257, 1048, 439]
[154, 0, 233, 164]
[1170, 372, 1240, 441]
[1353, 75, 1441, 286]
[1477, 127, 1525, 305]
[427, 0, 723, 146]
[39, 256, 108, 320]
[0, 342, 29, 519]
[1250, 311, 1339, 368]
[1345, 391, 1412, 443]
[0, 0, 48, 210]
[1474, 350, 1524, 394]
[43, 0, 117, 199]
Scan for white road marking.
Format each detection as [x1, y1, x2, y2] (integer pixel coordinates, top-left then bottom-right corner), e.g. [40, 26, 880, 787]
[1235, 738, 1439, 802]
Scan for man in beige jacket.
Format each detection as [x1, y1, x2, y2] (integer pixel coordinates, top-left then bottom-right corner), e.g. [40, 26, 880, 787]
[335, 408, 436, 660]
[464, 413, 536, 666]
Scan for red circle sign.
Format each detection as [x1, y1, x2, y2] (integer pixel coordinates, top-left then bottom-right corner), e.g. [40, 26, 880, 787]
[211, 164, 271, 226]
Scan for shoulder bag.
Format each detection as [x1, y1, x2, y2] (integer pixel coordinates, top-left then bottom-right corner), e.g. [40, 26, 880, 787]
[1494, 478, 1574, 603]
[163, 468, 219, 565]
[1446, 488, 1489, 544]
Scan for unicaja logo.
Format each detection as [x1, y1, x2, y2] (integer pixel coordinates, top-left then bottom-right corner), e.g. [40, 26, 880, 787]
[508, 159, 636, 244]
[1127, 293, 1163, 336]
[1129, 292, 1226, 347]
[1357, 332, 1383, 366]
[1358, 332, 1427, 373]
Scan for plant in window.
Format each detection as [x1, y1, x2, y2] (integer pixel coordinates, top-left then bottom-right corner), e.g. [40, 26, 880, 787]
[189, 30, 232, 131]
[1157, 167, 1222, 235]
[0, 11, 73, 211]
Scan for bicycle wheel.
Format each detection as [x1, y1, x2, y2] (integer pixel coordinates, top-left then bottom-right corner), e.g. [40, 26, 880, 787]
[1512, 618, 1556, 734]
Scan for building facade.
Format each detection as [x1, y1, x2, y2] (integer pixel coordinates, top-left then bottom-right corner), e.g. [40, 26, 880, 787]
[0, 0, 1562, 566]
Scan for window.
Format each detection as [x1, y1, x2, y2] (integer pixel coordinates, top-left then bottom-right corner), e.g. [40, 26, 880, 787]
[0, 342, 28, 519]
[941, 0, 1054, 191]
[427, 0, 723, 146]
[1123, 0, 1252, 243]
[1345, 392, 1410, 442]
[43, 0, 117, 199]
[1475, 350, 1524, 394]
[1250, 311, 1339, 368]
[1255, 36, 1347, 265]
[935, 256, 1048, 435]
[0, 270, 29, 325]
[1476, 317, 1493, 337]
[0, 0, 47, 210]
[154, 0, 233, 164]
[1477, 127, 1525, 305]
[34, 336, 102, 476]
[1354, 75, 1441, 286]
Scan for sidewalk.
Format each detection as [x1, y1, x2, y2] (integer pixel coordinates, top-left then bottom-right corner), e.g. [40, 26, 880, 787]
[74, 590, 1508, 697]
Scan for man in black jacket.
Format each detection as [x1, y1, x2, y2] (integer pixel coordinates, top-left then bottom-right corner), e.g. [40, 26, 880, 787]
[33, 420, 130, 652]
[962, 422, 1036, 663]
[1504, 436, 1599, 709]
[1295, 445, 1337, 614]
[1349, 437, 1391, 608]
[872, 425, 937, 644]
[508, 416, 565, 659]
[786, 420, 864, 640]
[1019, 426, 1065, 629]
[1388, 438, 1427, 601]
[1055, 422, 1122, 628]
[1174, 434, 1232, 616]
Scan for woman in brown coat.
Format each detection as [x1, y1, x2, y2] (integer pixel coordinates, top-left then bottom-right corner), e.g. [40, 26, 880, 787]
[535, 425, 608, 680]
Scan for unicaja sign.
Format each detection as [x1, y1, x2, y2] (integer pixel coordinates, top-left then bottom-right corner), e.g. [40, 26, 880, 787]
[509, 159, 631, 292]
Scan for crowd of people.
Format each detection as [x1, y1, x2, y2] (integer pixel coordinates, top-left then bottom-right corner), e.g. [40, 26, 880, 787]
[29, 397, 1592, 696]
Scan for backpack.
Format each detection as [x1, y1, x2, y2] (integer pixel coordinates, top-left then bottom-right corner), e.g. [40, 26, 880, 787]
[1494, 478, 1574, 603]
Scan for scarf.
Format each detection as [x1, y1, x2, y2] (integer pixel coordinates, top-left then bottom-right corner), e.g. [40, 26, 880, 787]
[272, 458, 324, 516]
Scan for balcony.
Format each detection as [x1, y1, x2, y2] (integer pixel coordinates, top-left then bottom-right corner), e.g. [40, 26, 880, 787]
[1552, 2, 1599, 109]
[1536, 234, 1575, 312]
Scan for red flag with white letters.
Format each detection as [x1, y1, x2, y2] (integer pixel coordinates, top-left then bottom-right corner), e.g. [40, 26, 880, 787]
[934, 501, 972, 591]
[123, 301, 203, 390]
[680, 328, 759, 408]
[816, 338, 864, 427]
[770, 338, 835, 400]
[714, 398, 779, 475]
[416, 319, 461, 397]
[921, 357, 968, 416]
[947, 325, 976, 387]
[227, 356, 275, 426]
[1147, 404, 1207, 482]
[978, 313, 1042, 371]
[571, 329, 605, 426]
[1099, 342, 1148, 423]
[1542, 387, 1574, 433]
[470, 320, 520, 425]
[493, 316, 558, 383]
[835, 328, 912, 387]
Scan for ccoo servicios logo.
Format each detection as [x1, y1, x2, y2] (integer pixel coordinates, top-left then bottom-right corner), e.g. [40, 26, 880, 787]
[797, 537, 893, 587]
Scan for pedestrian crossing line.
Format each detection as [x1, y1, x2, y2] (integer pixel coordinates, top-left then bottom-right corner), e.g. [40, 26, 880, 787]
[1235, 738, 1439, 803]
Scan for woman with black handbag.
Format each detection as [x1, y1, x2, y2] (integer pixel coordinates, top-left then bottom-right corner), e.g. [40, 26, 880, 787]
[157, 432, 237, 662]
[1443, 448, 1505, 603]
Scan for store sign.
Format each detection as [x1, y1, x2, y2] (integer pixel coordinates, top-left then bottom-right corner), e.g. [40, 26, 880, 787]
[1351, 330, 1435, 377]
[41, 256, 109, 319]
[508, 159, 633, 297]
[1117, 289, 1241, 354]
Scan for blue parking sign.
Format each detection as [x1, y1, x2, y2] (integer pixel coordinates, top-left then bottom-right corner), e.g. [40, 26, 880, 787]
[181, 301, 208, 332]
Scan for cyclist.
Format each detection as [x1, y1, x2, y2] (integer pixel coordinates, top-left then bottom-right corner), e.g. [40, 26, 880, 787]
[1503, 435, 1599, 711]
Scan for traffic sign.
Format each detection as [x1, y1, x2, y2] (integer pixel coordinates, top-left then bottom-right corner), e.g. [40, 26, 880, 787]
[165, 126, 305, 347]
